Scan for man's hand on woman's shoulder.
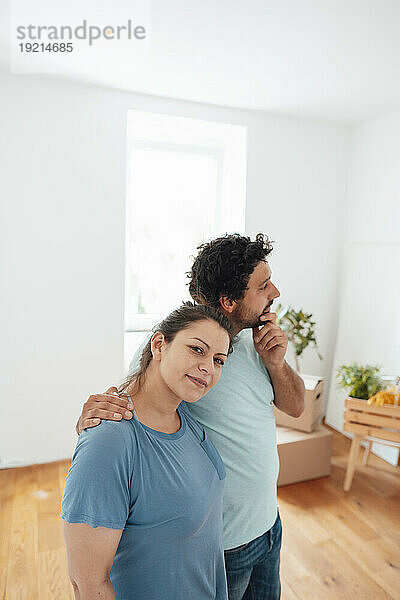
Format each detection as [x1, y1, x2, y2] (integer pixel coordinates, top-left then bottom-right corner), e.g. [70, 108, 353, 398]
[76, 387, 133, 435]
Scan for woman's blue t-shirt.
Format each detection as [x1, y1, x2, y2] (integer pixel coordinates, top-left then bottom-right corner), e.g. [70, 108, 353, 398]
[61, 403, 227, 600]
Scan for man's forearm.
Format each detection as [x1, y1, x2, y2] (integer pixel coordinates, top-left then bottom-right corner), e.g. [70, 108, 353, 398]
[268, 360, 305, 417]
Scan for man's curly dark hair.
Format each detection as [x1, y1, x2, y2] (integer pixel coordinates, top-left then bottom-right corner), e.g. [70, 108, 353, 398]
[187, 233, 274, 309]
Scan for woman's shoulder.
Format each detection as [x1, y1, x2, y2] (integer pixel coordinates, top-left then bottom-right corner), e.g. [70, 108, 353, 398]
[77, 418, 139, 455]
[83, 416, 136, 435]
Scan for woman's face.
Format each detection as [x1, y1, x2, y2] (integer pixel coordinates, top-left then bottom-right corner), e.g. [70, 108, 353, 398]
[155, 319, 230, 403]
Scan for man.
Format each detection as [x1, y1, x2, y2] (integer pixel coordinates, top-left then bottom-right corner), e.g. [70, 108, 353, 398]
[77, 233, 305, 600]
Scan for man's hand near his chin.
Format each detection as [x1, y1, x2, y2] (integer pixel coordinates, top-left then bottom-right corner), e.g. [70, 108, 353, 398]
[252, 312, 305, 418]
[75, 387, 133, 435]
[252, 312, 288, 370]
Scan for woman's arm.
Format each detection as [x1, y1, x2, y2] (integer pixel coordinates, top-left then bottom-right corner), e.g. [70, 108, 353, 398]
[63, 522, 123, 599]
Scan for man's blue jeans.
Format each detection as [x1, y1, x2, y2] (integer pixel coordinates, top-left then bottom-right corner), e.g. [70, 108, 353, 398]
[224, 512, 282, 600]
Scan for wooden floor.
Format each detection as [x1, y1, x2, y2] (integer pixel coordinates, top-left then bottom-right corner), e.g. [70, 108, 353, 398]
[0, 428, 399, 600]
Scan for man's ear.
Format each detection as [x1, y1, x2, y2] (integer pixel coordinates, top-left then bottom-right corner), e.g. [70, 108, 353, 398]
[219, 296, 236, 313]
[150, 332, 165, 361]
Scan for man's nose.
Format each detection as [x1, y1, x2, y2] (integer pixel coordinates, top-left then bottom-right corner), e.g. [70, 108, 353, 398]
[271, 283, 280, 298]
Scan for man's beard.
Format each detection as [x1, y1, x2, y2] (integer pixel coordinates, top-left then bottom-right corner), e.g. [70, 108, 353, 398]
[236, 303, 273, 329]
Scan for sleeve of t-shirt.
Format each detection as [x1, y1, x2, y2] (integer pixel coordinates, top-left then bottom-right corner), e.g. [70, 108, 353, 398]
[61, 420, 135, 529]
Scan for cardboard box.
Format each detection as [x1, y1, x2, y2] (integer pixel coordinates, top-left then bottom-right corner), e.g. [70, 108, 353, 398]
[277, 424, 332, 486]
[274, 374, 324, 433]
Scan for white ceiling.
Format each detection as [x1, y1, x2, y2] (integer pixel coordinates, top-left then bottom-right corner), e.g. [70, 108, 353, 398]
[4, 0, 400, 123]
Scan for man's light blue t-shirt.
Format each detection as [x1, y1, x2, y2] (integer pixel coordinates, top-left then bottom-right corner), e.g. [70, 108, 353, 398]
[129, 328, 279, 550]
[61, 403, 227, 600]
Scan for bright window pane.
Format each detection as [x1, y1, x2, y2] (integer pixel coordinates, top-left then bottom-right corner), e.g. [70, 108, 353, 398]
[126, 146, 219, 318]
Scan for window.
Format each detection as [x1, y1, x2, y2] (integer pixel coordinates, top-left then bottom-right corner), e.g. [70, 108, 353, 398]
[124, 111, 247, 369]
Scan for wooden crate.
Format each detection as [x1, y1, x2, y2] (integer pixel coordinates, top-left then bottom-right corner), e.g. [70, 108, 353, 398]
[343, 397, 400, 491]
[344, 397, 400, 443]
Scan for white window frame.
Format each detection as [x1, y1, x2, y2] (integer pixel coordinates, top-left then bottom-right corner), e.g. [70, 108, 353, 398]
[125, 110, 247, 333]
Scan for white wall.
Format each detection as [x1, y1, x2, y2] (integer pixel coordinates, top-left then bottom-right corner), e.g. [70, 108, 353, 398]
[245, 118, 350, 382]
[0, 71, 350, 467]
[326, 109, 400, 464]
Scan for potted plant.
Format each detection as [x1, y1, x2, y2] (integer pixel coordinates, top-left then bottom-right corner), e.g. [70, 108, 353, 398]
[336, 363, 384, 400]
[276, 303, 322, 372]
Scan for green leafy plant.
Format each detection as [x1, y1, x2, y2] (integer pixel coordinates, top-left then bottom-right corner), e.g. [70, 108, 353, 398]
[336, 362, 384, 400]
[276, 303, 322, 372]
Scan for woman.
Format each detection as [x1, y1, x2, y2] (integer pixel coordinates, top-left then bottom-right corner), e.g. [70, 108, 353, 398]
[61, 302, 234, 600]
